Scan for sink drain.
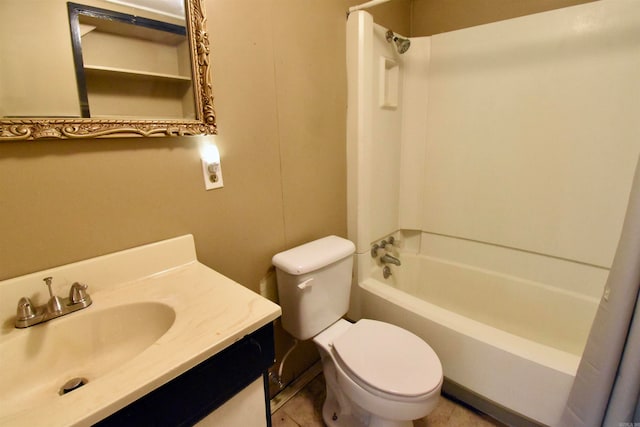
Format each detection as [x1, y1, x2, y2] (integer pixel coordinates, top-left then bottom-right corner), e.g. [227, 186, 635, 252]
[59, 377, 88, 395]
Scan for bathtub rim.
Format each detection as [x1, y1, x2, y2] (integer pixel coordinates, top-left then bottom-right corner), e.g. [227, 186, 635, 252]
[359, 278, 581, 376]
[394, 251, 602, 305]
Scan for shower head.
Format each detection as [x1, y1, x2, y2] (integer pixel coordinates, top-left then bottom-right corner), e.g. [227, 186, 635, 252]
[385, 30, 410, 54]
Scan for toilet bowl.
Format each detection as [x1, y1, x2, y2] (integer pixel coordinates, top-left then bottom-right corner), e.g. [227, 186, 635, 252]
[314, 319, 442, 427]
[272, 236, 443, 427]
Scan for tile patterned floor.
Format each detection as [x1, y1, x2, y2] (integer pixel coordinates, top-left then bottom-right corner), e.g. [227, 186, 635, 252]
[271, 373, 503, 427]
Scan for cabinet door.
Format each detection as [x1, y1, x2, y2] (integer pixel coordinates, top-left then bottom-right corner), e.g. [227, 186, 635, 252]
[196, 378, 267, 427]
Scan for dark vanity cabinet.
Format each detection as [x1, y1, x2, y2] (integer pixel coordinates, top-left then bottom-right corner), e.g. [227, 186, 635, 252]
[95, 323, 275, 427]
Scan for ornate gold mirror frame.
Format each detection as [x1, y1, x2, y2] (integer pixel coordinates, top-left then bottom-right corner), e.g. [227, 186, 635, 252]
[0, 0, 215, 141]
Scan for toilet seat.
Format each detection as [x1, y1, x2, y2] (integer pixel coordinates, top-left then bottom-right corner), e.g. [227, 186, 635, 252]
[332, 319, 442, 400]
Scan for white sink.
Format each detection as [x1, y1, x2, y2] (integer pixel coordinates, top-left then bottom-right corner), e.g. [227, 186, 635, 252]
[0, 235, 281, 426]
[0, 302, 175, 413]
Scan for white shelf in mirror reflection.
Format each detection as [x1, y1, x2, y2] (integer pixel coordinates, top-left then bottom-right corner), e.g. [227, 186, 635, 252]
[84, 64, 192, 83]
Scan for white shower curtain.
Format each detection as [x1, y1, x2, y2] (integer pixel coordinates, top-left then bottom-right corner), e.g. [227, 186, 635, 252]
[561, 156, 640, 426]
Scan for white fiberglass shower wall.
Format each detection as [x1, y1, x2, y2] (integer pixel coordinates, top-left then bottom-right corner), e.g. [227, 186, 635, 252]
[347, 1, 640, 425]
[347, 12, 431, 258]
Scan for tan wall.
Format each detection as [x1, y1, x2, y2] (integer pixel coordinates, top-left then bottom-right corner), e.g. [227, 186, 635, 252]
[344, 0, 595, 37]
[410, 0, 597, 36]
[347, 0, 412, 36]
[0, 0, 348, 392]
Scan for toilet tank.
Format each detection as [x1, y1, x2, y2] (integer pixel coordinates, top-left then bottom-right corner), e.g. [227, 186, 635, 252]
[272, 236, 355, 341]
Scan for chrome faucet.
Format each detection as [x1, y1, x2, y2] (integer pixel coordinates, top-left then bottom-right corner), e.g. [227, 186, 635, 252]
[371, 236, 399, 258]
[379, 236, 395, 249]
[380, 253, 401, 266]
[15, 277, 92, 328]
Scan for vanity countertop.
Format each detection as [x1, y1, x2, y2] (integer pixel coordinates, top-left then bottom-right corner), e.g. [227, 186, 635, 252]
[0, 235, 281, 426]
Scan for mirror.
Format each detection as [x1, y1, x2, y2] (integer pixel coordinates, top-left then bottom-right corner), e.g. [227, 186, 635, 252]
[0, 0, 215, 140]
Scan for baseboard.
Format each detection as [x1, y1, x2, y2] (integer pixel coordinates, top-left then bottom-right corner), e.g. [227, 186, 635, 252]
[270, 362, 323, 414]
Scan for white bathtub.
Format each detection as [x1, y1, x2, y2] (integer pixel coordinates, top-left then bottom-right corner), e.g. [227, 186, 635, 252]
[358, 252, 600, 426]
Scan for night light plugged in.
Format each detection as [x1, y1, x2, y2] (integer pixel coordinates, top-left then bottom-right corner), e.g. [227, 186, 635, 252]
[200, 143, 223, 190]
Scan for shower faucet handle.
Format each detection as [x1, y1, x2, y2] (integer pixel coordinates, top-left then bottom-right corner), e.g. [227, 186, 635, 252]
[371, 243, 380, 258]
[379, 236, 398, 249]
[372, 236, 401, 258]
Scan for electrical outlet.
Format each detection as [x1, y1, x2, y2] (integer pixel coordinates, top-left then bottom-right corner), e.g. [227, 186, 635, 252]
[202, 159, 223, 190]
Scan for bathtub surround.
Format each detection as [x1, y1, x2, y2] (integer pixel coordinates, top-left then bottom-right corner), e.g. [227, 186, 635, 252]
[561, 157, 640, 425]
[347, 1, 640, 425]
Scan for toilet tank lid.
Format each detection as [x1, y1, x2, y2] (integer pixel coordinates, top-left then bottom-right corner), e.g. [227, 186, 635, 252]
[272, 235, 355, 275]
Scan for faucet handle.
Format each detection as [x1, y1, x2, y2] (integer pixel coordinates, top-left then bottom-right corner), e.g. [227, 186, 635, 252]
[69, 282, 90, 305]
[43, 277, 64, 314]
[15, 297, 43, 328]
[380, 236, 399, 249]
[370, 243, 380, 258]
[16, 297, 36, 321]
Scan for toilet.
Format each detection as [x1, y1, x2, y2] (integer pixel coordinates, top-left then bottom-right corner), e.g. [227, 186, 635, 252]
[273, 235, 443, 427]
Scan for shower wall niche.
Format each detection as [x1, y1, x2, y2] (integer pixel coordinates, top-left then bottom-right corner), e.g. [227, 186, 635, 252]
[379, 57, 399, 109]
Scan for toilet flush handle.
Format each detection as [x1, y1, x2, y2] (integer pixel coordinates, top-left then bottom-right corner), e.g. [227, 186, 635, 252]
[297, 278, 314, 290]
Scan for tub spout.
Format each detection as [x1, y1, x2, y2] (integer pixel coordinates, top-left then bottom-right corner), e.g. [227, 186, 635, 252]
[381, 254, 401, 266]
